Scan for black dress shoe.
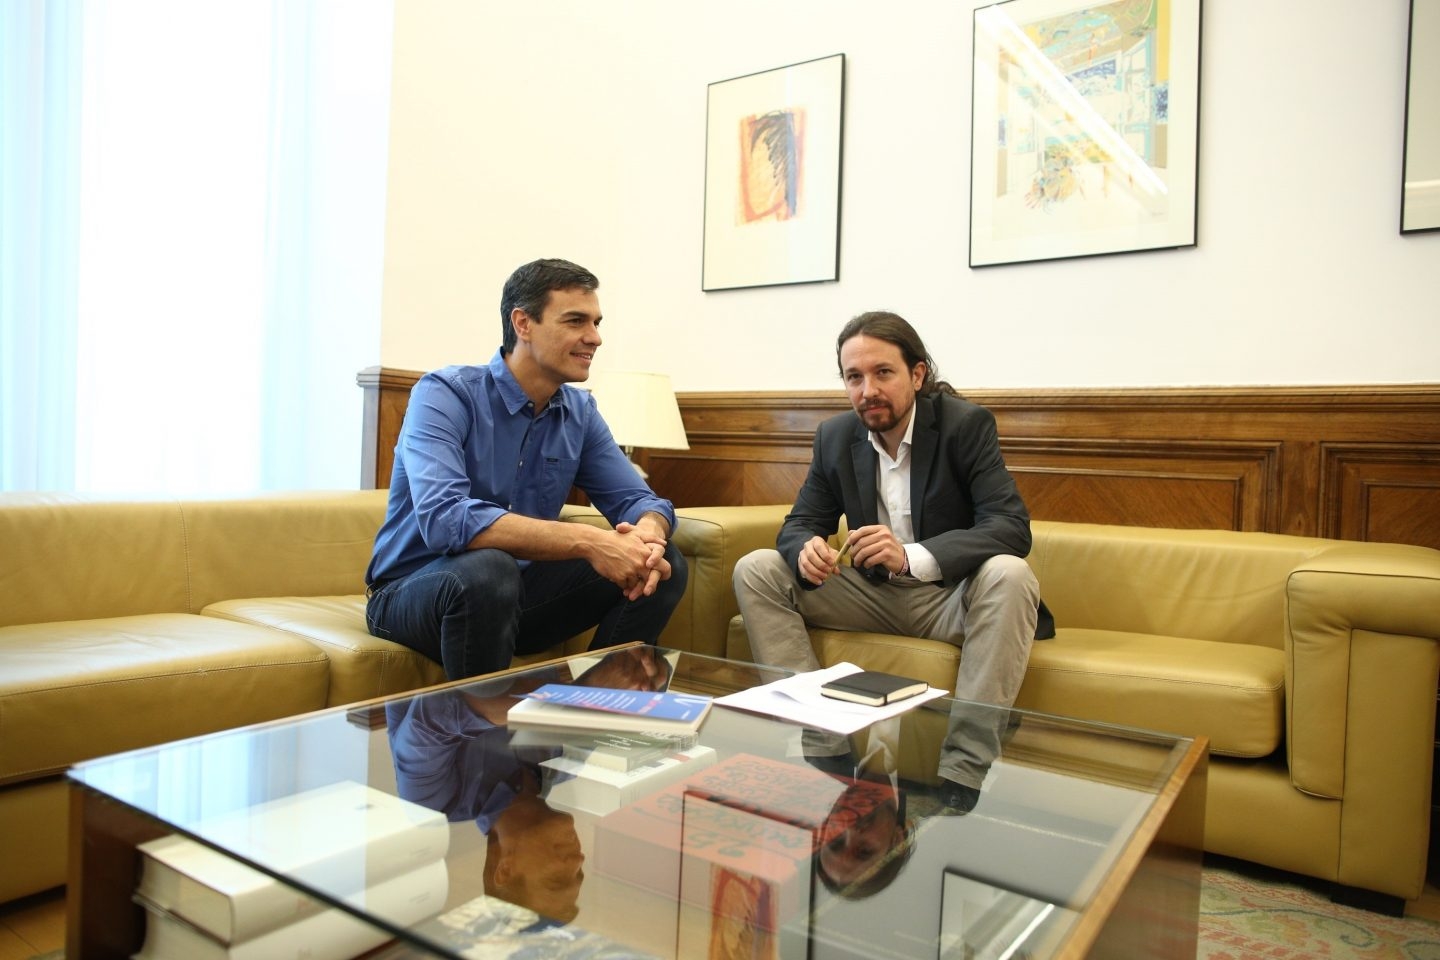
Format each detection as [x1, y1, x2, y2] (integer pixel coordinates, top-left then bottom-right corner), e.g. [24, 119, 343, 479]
[935, 779, 981, 815]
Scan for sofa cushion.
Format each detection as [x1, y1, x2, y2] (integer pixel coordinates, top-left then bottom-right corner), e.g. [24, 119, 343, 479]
[0, 614, 329, 784]
[1017, 628, 1284, 757]
[726, 616, 1283, 758]
[202, 596, 447, 706]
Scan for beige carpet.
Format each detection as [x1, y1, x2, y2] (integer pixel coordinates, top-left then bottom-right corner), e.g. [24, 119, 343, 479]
[1200, 859, 1440, 959]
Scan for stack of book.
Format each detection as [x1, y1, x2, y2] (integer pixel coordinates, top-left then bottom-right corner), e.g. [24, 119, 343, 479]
[131, 781, 450, 960]
[539, 731, 719, 816]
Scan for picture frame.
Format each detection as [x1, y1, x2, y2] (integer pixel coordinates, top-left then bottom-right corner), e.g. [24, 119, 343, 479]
[968, 0, 1203, 267]
[702, 54, 845, 291]
[938, 870, 1059, 960]
[1402, 0, 1440, 233]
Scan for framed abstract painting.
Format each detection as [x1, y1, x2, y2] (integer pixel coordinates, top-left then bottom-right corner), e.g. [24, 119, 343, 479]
[1403, 0, 1440, 233]
[702, 54, 845, 291]
[969, 0, 1203, 267]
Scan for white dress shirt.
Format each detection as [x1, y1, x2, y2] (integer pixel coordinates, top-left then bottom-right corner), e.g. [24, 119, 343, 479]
[868, 410, 941, 582]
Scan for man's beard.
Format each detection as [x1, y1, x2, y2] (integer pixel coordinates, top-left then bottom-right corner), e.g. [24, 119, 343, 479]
[859, 402, 900, 434]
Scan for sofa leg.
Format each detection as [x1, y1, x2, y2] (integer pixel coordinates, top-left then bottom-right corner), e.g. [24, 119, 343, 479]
[1329, 883, 1405, 917]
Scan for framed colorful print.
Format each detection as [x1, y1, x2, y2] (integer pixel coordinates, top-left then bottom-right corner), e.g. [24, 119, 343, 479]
[1402, 0, 1440, 233]
[702, 53, 845, 291]
[968, 0, 1203, 267]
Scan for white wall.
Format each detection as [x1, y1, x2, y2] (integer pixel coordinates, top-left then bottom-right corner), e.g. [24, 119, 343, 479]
[380, 0, 1438, 391]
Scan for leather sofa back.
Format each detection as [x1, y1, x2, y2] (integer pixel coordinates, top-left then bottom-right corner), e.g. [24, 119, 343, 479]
[183, 491, 387, 609]
[1029, 520, 1333, 649]
[0, 494, 193, 625]
[0, 491, 389, 627]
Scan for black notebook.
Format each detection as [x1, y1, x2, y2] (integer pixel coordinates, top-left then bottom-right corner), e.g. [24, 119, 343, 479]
[819, 670, 928, 706]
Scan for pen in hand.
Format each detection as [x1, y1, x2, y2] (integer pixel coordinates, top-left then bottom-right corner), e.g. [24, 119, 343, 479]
[832, 538, 851, 571]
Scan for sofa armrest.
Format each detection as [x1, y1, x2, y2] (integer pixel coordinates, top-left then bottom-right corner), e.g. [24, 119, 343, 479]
[670, 505, 791, 657]
[1285, 540, 1440, 897]
[1285, 541, 1440, 798]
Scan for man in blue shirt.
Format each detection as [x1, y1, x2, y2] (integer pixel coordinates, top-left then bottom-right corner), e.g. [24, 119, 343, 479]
[366, 259, 687, 679]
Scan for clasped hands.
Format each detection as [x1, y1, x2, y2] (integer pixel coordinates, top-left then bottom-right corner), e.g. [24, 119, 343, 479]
[593, 519, 673, 601]
[799, 524, 906, 586]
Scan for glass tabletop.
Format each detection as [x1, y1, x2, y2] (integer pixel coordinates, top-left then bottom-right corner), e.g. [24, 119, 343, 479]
[69, 646, 1199, 960]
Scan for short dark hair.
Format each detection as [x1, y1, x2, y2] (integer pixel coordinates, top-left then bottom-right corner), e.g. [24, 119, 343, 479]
[835, 311, 958, 398]
[499, 258, 600, 355]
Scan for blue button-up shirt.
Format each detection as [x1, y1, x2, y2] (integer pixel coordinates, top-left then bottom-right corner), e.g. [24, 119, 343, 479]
[366, 351, 677, 585]
[385, 683, 562, 834]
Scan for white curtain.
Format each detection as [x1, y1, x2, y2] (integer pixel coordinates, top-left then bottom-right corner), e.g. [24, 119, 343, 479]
[1, 1, 82, 490]
[1, 0, 392, 494]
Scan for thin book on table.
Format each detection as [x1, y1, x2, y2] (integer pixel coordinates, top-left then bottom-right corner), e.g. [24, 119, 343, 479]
[507, 684, 713, 735]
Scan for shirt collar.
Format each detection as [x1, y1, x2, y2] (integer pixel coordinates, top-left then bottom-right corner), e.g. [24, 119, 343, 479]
[487, 349, 576, 421]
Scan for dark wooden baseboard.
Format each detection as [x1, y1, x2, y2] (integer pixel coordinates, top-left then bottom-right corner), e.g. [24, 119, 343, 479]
[361, 368, 1440, 549]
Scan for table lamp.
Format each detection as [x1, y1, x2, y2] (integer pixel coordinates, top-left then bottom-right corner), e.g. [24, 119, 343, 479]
[583, 370, 690, 478]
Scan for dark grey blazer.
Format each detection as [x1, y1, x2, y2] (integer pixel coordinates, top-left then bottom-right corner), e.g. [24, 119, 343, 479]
[776, 392, 1055, 639]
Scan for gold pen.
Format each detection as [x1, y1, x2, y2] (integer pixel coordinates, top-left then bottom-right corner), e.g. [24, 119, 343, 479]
[832, 539, 851, 570]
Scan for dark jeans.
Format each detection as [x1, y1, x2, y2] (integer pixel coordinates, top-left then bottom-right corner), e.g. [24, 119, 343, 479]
[365, 545, 688, 680]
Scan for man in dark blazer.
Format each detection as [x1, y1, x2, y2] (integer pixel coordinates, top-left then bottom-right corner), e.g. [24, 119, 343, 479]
[734, 311, 1052, 811]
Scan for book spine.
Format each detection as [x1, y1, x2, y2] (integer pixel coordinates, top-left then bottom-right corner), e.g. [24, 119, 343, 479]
[149, 794, 449, 944]
[137, 856, 327, 943]
[563, 742, 665, 772]
[135, 860, 448, 960]
[544, 746, 718, 816]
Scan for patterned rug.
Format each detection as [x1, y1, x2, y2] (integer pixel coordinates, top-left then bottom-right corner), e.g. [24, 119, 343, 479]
[1200, 859, 1440, 959]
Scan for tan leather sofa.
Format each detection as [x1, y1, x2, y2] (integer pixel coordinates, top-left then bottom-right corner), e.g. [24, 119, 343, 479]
[722, 504, 1440, 906]
[0, 493, 760, 905]
[7, 492, 1436, 906]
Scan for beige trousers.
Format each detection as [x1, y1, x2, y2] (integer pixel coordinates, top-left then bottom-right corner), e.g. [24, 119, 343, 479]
[733, 549, 1039, 786]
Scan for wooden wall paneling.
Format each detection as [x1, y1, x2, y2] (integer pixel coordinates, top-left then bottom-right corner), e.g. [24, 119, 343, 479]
[1324, 444, 1440, 546]
[1002, 440, 1280, 531]
[645, 456, 812, 508]
[357, 370, 1440, 550]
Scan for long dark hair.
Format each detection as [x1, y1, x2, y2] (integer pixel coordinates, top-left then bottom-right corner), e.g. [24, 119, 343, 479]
[499, 258, 600, 355]
[835, 311, 958, 397]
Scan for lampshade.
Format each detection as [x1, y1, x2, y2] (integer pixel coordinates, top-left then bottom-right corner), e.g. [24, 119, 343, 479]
[584, 370, 690, 451]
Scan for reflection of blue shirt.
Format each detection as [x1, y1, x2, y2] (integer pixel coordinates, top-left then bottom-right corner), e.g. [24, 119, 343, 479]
[386, 687, 555, 834]
[367, 350, 677, 585]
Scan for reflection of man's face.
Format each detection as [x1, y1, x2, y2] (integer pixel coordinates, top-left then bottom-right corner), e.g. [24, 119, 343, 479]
[487, 794, 585, 922]
[819, 797, 904, 888]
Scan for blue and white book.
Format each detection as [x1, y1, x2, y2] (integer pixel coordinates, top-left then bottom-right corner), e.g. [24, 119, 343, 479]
[508, 685, 713, 735]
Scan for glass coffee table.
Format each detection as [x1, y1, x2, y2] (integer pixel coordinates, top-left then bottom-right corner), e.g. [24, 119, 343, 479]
[67, 646, 1206, 959]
